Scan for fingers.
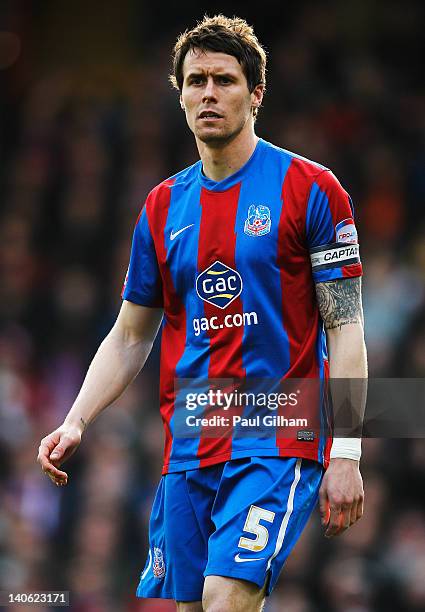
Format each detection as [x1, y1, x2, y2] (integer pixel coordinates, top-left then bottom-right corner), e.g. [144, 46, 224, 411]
[325, 496, 364, 537]
[341, 503, 351, 531]
[350, 491, 364, 525]
[39, 453, 68, 485]
[319, 487, 350, 537]
[40, 458, 68, 486]
[357, 495, 364, 521]
[350, 500, 358, 526]
[319, 486, 330, 527]
[45, 467, 68, 487]
[50, 443, 66, 462]
[37, 434, 69, 486]
[325, 504, 343, 537]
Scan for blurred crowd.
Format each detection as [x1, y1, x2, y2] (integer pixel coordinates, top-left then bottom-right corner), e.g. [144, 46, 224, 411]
[1, 1, 425, 611]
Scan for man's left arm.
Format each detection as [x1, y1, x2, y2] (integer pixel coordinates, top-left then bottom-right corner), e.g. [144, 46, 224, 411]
[315, 276, 367, 537]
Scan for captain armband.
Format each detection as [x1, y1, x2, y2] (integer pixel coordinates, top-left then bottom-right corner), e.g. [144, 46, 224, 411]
[310, 243, 361, 271]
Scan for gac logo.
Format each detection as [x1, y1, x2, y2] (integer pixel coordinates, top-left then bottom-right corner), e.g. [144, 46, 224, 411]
[196, 261, 243, 309]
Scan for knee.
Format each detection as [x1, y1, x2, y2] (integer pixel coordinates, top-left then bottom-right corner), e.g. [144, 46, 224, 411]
[202, 589, 229, 612]
[203, 599, 261, 612]
[202, 576, 265, 612]
[176, 603, 203, 612]
[202, 590, 239, 612]
[202, 601, 227, 612]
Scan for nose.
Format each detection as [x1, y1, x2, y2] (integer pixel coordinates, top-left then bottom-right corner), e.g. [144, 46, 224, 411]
[202, 76, 217, 102]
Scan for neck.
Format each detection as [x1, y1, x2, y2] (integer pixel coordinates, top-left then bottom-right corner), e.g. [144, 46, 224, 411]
[197, 125, 258, 183]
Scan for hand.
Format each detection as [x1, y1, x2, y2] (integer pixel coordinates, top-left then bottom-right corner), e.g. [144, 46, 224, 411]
[319, 458, 364, 538]
[37, 425, 82, 486]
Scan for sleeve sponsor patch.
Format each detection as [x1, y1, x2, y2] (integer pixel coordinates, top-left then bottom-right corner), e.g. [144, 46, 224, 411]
[335, 218, 358, 244]
[310, 243, 360, 271]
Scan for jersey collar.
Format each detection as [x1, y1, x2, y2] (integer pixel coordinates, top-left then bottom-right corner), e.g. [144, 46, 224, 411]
[197, 138, 265, 192]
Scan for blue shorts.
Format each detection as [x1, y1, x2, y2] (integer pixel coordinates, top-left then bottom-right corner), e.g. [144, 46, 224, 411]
[136, 456, 323, 602]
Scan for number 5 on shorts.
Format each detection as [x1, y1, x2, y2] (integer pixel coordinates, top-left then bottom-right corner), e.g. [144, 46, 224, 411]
[238, 505, 276, 552]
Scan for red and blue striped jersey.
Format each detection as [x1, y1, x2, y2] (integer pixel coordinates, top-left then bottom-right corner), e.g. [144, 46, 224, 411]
[122, 139, 362, 474]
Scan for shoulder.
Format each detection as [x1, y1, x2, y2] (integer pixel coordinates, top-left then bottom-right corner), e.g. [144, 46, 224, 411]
[136, 161, 200, 230]
[261, 139, 330, 181]
[262, 140, 349, 201]
[148, 161, 201, 197]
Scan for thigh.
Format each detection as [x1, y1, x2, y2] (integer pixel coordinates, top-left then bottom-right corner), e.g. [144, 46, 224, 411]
[204, 456, 323, 595]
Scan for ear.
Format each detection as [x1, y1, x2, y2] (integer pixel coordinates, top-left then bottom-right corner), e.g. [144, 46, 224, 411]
[180, 95, 185, 110]
[251, 83, 265, 111]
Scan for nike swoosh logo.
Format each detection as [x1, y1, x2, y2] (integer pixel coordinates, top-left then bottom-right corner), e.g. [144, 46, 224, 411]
[170, 224, 194, 241]
[234, 554, 265, 563]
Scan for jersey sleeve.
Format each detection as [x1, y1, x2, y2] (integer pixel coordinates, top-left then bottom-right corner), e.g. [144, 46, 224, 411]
[121, 207, 163, 307]
[306, 170, 362, 283]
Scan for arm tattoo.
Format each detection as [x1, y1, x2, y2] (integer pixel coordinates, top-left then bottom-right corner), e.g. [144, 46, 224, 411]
[316, 277, 363, 331]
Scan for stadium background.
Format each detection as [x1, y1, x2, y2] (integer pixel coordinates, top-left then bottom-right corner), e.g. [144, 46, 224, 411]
[1, 1, 425, 610]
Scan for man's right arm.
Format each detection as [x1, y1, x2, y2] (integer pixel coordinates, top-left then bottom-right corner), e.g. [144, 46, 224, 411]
[37, 300, 163, 486]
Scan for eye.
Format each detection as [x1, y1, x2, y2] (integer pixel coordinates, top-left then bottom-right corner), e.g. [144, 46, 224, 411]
[218, 76, 231, 84]
[189, 75, 204, 86]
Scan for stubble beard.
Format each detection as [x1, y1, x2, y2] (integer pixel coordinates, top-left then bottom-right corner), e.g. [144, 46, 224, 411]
[195, 115, 247, 148]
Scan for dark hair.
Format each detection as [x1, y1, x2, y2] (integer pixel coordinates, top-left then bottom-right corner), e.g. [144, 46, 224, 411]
[170, 14, 267, 113]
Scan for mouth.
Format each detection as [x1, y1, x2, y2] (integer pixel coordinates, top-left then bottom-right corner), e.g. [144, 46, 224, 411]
[198, 110, 223, 121]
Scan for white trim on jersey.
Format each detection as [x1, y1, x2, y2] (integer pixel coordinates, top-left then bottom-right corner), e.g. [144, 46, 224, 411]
[266, 458, 302, 571]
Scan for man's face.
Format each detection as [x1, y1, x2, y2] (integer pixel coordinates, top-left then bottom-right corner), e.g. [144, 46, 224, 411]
[180, 49, 263, 146]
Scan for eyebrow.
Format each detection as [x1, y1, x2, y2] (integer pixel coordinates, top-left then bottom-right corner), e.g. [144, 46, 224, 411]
[185, 70, 238, 80]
